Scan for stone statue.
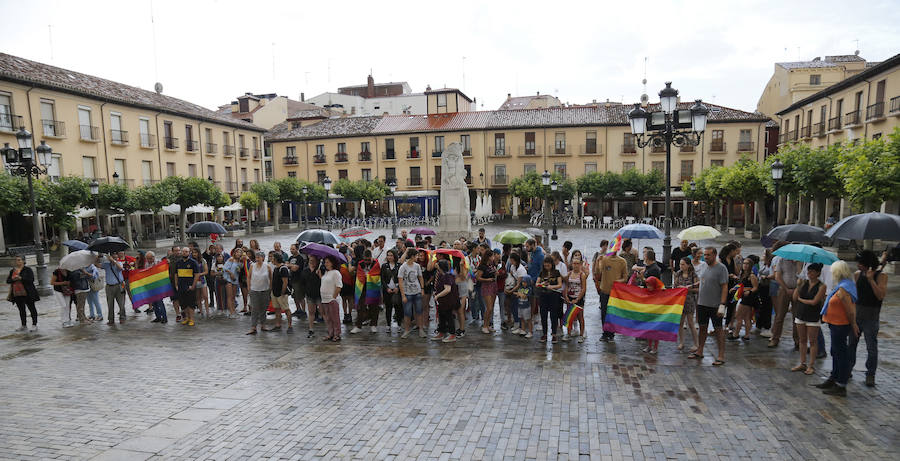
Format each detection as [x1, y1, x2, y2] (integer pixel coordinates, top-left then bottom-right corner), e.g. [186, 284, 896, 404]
[439, 142, 471, 235]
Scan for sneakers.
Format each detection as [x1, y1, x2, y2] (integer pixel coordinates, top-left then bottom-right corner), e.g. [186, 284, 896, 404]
[401, 330, 410, 339]
[524, 332, 533, 339]
[62, 321, 74, 328]
[349, 327, 362, 334]
[181, 319, 189, 325]
[540, 335, 547, 343]
[151, 318, 161, 323]
[370, 326, 377, 333]
[750, 327, 760, 334]
[551, 335, 559, 344]
[28, 324, 38, 332]
[814, 379, 836, 389]
[562, 334, 571, 342]
[823, 386, 847, 397]
[431, 332, 445, 341]
[518, 330, 528, 337]
[287, 327, 294, 334]
[510, 327, 522, 335]
[188, 320, 195, 326]
[577, 335, 585, 343]
[419, 330, 427, 338]
[15, 326, 27, 332]
[307, 330, 314, 338]
[442, 334, 457, 343]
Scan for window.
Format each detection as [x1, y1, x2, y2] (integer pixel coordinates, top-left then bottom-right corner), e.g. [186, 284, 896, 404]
[464, 165, 472, 184]
[110, 113, 124, 143]
[238, 134, 246, 148]
[207, 165, 215, 180]
[524, 164, 537, 174]
[140, 118, 152, 147]
[240, 168, 248, 187]
[622, 161, 636, 172]
[385, 138, 395, 158]
[555, 132, 566, 154]
[434, 165, 441, 184]
[409, 166, 421, 185]
[78, 107, 93, 140]
[361, 169, 371, 181]
[651, 161, 664, 173]
[338, 170, 348, 179]
[288, 171, 297, 178]
[434, 136, 444, 156]
[739, 129, 753, 150]
[494, 133, 505, 155]
[223, 131, 230, 147]
[409, 137, 419, 155]
[765, 130, 769, 143]
[711, 130, 724, 151]
[525, 132, 536, 155]
[316, 145, 324, 155]
[337, 142, 346, 154]
[810, 74, 821, 85]
[0, 93, 13, 131]
[361, 141, 370, 153]
[82, 156, 96, 179]
[820, 105, 827, 123]
[188, 164, 197, 177]
[585, 131, 597, 154]
[166, 162, 176, 177]
[114, 159, 126, 181]
[40, 100, 58, 136]
[316, 171, 326, 184]
[254, 169, 260, 182]
[461, 134, 471, 153]
[680, 160, 693, 182]
[623, 133, 636, 153]
[205, 127, 212, 143]
[437, 93, 447, 108]
[553, 163, 566, 178]
[286, 146, 296, 157]
[711, 160, 725, 167]
[225, 166, 233, 182]
[584, 162, 597, 174]
[385, 167, 396, 181]
[494, 164, 507, 185]
[164, 121, 175, 148]
[48, 154, 61, 181]
[142, 161, 153, 184]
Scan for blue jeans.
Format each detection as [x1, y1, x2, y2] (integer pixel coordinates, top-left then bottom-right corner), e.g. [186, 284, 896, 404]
[599, 292, 613, 337]
[470, 286, 484, 320]
[828, 324, 852, 386]
[817, 329, 826, 355]
[849, 305, 880, 377]
[152, 300, 167, 322]
[87, 290, 103, 318]
[403, 293, 422, 319]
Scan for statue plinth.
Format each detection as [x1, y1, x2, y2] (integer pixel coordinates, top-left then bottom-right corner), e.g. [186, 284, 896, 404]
[438, 142, 472, 240]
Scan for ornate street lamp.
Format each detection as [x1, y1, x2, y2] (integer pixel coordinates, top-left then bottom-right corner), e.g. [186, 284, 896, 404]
[627, 83, 708, 268]
[550, 180, 559, 240]
[323, 176, 332, 230]
[388, 178, 398, 239]
[90, 179, 101, 235]
[2, 128, 53, 294]
[771, 159, 784, 228]
[541, 170, 551, 248]
[301, 184, 309, 230]
[689, 180, 697, 222]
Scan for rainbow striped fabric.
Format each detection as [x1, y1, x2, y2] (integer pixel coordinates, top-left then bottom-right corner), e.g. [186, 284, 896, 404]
[605, 282, 687, 342]
[355, 260, 382, 306]
[564, 304, 583, 329]
[128, 261, 174, 308]
[606, 234, 623, 256]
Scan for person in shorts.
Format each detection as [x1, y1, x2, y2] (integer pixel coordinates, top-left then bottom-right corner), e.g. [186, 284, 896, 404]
[270, 253, 293, 333]
[174, 247, 201, 327]
[693, 247, 729, 365]
[398, 248, 425, 339]
[287, 244, 307, 320]
[515, 275, 533, 337]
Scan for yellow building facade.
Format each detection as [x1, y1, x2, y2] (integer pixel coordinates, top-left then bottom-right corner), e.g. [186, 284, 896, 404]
[0, 53, 266, 197]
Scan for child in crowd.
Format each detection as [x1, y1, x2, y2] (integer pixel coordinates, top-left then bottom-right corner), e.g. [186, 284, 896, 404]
[515, 275, 533, 338]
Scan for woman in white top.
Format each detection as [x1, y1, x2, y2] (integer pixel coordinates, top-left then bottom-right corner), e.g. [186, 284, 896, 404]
[246, 251, 273, 335]
[320, 256, 344, 342]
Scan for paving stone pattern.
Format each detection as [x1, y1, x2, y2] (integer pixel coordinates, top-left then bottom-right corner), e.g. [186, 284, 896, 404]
[0, 226, 898, 460]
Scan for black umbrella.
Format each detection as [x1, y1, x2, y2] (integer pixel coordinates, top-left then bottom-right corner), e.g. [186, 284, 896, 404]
[296, 229, 342, 245]
[824, 212, 900, 241]
[87, 236, 130, 254]
[187, 220, 227, 236]
[764, 224, 827, 246]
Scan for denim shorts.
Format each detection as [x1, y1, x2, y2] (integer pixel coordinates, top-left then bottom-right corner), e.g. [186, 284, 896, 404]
[403, 293, 423, 318]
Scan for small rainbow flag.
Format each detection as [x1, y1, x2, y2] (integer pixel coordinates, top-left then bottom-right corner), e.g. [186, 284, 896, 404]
[127, 261, 174, 309]
[733, 283, 744, 302]
[605, 282, 687, 342]
[355, 260, 382, 306]
[564, 303, 583, 329]
[606, 234, 623, 256]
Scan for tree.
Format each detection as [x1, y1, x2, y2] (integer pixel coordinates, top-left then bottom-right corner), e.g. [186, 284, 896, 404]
[98, 183, 142, 246]
[622, 169, 664, 218]
[509, 171, 575, 199]
[793, 143, 844, 226]
[721, 156, 770, 231]
[161, 176, 220, 242]
[330, 179, 390, 217]
[0, 172, 27, 216]
[238, 191, 260, 226]
[692, 166, 726, 225]
[35, 176, 90, 242]
[132, 182, 177, 238]
[770, 142, 808, 224]
[838, 128, 900, 211]
[250, 181, 280, 226]
[576, 171, 626, 198]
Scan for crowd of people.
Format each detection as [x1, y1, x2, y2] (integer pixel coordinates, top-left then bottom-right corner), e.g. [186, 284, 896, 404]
[6, 227, 889, 397]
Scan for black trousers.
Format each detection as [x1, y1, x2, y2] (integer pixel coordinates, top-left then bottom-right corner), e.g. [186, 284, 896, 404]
[383, 292, 400, 326]
[437, 308, 455, 334]
[756, 292, 772, 330]
[14, 296, 37, 326]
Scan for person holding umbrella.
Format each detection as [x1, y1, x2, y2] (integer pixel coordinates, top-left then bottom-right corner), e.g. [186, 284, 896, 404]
[849, 250, 888, 387]
[175, 248, 202, 327]
[101, 254, 127, 325]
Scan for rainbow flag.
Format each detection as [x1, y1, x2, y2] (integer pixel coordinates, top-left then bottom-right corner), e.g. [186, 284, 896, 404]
[605, 282, 687, 342]
[127, 261, 174, 309]
[606, 234, 623, 256]
[733, 283, 744, 303]
[355, 260, 382, 306]
[564, 304, 583, 329]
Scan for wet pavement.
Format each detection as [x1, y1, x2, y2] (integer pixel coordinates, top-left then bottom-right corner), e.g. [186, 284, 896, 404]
[1, 225, 898, 460]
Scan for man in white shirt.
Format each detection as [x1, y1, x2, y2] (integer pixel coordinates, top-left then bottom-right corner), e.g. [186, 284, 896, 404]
[372, 236, 388, 265]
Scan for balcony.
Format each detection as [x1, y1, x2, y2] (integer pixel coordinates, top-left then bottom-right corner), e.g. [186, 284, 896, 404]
[407, 177, 423, 187]
[80, 125, 100, 142]
[253, 148, 262, 159]
[224, 182, 238, 194]
[579, 143, 601, 155]
[112, 177, 135, 189]
[382, 150, 397, 160]
[110, 129, 128, 145]
[0, 113, 24, 132]
[206, 142, 217, 154]
[622, 145, 637, 155]
[358, 151, 372, 162]
[432, 176, 442, 186]
[827, 116, 842, 132]
[789, 129, 798, 141]
[185, 140, 199, 152]
[283, 156, 299, 165]
[462, 148, 472, 157]
[844, 110, 861, 128]
[407, 149, 422, 159]
[223, 145, 235, 156]
[431, 150, 443, 158]
[680, 144, 695, 153]
[491, 175, 509, 186]
[800, 125, 811, 139]
[335, 152, 348, 163]
[866, 102, 885, 121]
[138, 133, 156, 148]
[891, 96, 900, 115]
[241, 182, 251, 192]
[518, 145, 540, 157]
[41, 119, 65, 137]
[313, 154, 326, 164]
[239, 147, 249, 158]
[710, 141, 726, 153]
[812, 122, 826, 137]
[465, 176, 472, 185]
[164, 136, 179, 150]
[737, 141, 755, 152]
[493, 148, 510, 157]
[651, 144, 665, 153]
[550, 145, 569, 155]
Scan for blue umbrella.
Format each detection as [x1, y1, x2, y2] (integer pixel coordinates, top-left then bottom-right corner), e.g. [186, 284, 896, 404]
[62, 240, 88, 250]
[773, 244, 838, 264]
[614, 223, 665, 239]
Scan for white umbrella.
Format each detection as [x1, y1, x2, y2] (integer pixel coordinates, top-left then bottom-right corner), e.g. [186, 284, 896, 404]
[360, 199, 366, 218]
[220, 202, 243, 212]
[161, 204, 180, 215]
[59, 250, 98, 271]
[487, 194, 494, 216]
[187, 204, 214, 214]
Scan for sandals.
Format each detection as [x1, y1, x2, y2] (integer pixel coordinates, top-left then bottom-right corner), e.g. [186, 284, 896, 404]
[804, 367, 816, 376]
[712, 360, 725, 366]
[687, 352, 704, 359]
[791, 364, 807, 372]
[676, 343, 684, 351]
[323, 336, 334, 342]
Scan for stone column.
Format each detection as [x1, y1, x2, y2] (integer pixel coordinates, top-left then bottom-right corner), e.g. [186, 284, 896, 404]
[726, 199, 733, 228]
[512, 196, 519, 218]
[824, 198, 835, 224]
[785, 193, 795, 224]
[613, 200, 619, 218]
[682, 199, 688, 218]
[839, 198, 851, 219]
[813, 197, 824, 228]
[797, 195, 809, 225]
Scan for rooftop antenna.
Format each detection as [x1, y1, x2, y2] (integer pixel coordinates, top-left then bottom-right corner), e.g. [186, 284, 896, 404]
[640, 57, 649, 106]
[854, 38, 860, 52]
[47, 25, 54, 62]
[150, 0, 159, 82]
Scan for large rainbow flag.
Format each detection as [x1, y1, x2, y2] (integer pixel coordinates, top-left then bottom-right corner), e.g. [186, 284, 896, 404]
[355, 260, 382, 306]
[127, 261, 174, 308]
[605, 282, 687, 342]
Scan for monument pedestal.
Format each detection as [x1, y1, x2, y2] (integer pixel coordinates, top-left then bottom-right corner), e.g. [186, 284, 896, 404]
[437, 142, 472, 241]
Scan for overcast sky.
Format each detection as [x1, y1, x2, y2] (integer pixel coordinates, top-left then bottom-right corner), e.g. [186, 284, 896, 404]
[3, 0, 899, 113]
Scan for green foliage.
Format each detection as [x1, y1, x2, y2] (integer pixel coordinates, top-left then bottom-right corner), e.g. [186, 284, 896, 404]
[622, 168, 664, 198]
[508, 171, 575, 199]
[300, 181, 327, 202]
[691, 166, 727, 202]
[0, 172, 27, 215]
[161, 176, 219, 208]
[770, 143, 807, 195]
[576, 171, 626, 198]
[133, 182, 177, 212]
[209, 187, 231, 209]
[97, 183, 140, 213]
[35, 176, 90, 231]
[331, 178, 360, 200]
[721, 156, 769, 201]
[272, 177, 302, 202]
[238, 191, 260, 210]
[331, 178, 391, 201]
[249, 181, 280, 203]
[793, 143, 843, 198]
[838, 128, 900, 210]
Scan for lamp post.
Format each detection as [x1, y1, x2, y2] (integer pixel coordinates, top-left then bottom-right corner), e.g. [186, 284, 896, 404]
[301, 184, 309, 230]
[550, 180, 559, 240]
[689, 180, 696, 222]
[770, 159, 784, 229]
[541, 170, 551, 248]
[323, 176, 332, 230]
[628, 83, 708, 269]
[2, 128, 53, 295]
[388, 178, 398, 239]
[89, 179, 100, 236]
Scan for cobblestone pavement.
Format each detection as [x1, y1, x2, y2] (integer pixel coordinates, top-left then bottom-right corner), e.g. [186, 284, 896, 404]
[1, 226, 898, 460]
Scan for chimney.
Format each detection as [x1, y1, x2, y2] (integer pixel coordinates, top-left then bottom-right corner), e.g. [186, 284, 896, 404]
[507, 93, 511, 99]
[537, 91, 540, 95]
[300, 92, 305, 102]
[366, 75, 375, 98]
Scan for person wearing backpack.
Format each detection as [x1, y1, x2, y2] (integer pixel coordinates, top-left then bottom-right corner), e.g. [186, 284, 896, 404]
[270, 252, 293, 333]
